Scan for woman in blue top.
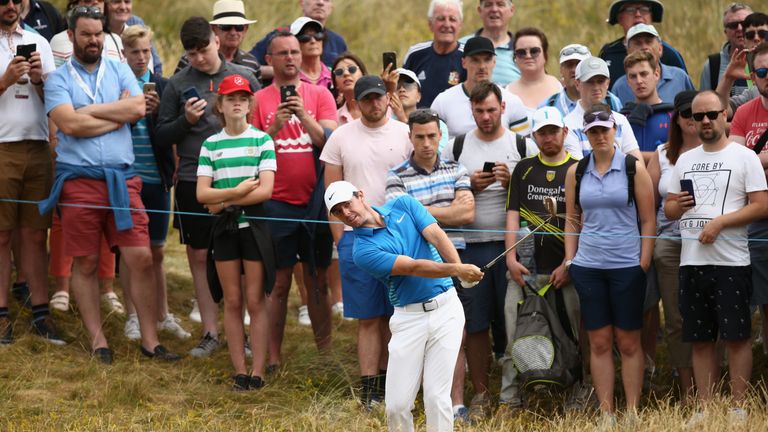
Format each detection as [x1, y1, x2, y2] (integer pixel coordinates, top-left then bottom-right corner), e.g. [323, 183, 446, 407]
[563, 103, 655, 423]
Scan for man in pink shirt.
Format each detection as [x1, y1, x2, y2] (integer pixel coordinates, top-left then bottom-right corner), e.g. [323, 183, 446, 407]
[252, 30, 338, 372]
[320, 75, 412, 408]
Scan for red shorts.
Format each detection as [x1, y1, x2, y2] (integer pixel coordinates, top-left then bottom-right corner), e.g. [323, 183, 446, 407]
[59, 176, 149, 257]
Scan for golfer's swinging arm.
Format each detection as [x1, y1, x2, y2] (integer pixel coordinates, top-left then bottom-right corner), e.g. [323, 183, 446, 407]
[459, 196, 558, 288]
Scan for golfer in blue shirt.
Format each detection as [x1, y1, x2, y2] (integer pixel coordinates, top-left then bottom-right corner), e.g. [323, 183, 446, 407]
[324, 181, 482, 432]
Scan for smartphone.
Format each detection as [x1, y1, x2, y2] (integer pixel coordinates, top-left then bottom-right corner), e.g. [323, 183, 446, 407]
[280, 85, 296, 103]
[143, 82, 156, 94]
[182, 86, 201, 101]
[382, 51, 397, 71]
[482, 162, 495, 173]
[16, 43, 36, 60]
[680, 179, 696, 207]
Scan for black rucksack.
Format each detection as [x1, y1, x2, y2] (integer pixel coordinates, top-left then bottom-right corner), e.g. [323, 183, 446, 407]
[511, 283, 581, 391]
[452, 132, 528, 161]
[574, 153, 638, 208]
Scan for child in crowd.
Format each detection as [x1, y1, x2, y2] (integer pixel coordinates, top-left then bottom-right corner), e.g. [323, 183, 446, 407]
[196, 74, 276, 390]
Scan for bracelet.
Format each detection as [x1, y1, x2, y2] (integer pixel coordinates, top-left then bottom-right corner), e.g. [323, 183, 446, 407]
[30, 79, 43, 86]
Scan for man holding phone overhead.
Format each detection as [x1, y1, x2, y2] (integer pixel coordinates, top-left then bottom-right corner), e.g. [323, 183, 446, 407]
[0, 0, 62, 346]
[665, 91, 768, 423]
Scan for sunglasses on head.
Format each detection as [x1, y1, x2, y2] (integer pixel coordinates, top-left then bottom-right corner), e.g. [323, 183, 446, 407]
[583, 111, 613, 124]
[514, 47, 542, 59]
[297, 31, 325, 43]
[218, 24, 245, 32]
[560, 45, 589, 57]
[333, 65, 358, 76]
[754, 68, 768, 79]
[724, 20, 743, 30]
[745, 29, 768, 40]
[691, 110, 723, 121]
[71, 5, 104, 18]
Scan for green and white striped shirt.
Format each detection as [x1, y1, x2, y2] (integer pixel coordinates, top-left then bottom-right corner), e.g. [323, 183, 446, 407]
[198, 125, 277, 227]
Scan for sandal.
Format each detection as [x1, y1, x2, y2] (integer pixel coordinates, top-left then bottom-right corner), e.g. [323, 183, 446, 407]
[49, 291, 70, 312]
[101, 292, 125, 315]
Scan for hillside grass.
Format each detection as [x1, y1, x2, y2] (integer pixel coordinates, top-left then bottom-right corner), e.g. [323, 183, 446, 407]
[8, 1, 766, 430]
[50, 0, 731, 88]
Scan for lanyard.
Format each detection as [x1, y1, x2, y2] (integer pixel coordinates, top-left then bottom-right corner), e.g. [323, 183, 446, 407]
[66, 59, 105, 104]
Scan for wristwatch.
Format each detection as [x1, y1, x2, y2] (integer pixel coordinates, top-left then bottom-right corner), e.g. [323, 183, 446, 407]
[564, 259, 573, 270]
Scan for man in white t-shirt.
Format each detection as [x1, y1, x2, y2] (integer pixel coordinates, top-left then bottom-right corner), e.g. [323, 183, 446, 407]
[665, 90, 768, 423]
[320, 75, 412, 409]
[441, 81, 537, 418]
[564, 56, 641, 160]
[431, 36, 529, 139]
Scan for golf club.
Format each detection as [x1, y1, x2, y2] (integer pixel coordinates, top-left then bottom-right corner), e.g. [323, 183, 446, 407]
[460, 196, 558, 288]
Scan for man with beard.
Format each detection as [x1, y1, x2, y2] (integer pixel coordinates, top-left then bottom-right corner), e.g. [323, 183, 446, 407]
[442, 81, 538, 419]
[41, 6, 180, 363]
[666, 90, 768, 425]
[320, 75, 412, 408]
[0, 0, 61, 345]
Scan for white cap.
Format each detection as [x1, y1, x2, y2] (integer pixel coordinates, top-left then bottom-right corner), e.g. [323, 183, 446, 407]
[290, 16, 323, 35]
[324, 181, 359, 214]
[627, 23, 660, 42]
[209, 0, 256, 25]
[576, 56, 610, 81]
[531, 107, 565, 132]
[396, 68, 421, 88]
[559, 44, 591, 64]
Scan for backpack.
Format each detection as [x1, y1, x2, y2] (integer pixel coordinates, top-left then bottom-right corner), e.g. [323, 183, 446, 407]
[574, 153, 638, 208]
[511, 283, 581, 391]
[453, 132, 528, 162]
[708, 52, 720, 91]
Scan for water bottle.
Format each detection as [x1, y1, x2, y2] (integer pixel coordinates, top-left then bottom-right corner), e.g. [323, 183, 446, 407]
[517, 221, 537, 285]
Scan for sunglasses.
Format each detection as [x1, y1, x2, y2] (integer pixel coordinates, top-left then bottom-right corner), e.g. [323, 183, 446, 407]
[397, 80, 418, 90]
[724, 20, 743, 30]
[621, 6, 651, 15]
[560, 45, 589, 57]
[514, 47, 542, 59]
[583, 111, 613, 124]
[332, 65, 358, 76]
[297, 31, 325, 43]
[0, 0, 21, 5]
[754, 68, 768, 79]
[678, 109, 693, 119]
[70, 5, 104, 18]
[691, 110, 723, 121]
[218, 24, 245, 32]
[745, 29, 768, 40]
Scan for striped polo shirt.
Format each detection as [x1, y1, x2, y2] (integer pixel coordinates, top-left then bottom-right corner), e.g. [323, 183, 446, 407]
[131, 72, 161, 184]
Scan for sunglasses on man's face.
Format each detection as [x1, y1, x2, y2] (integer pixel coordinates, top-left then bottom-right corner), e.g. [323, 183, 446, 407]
[297, 31, 325, 43]
[745, 29, 768, 40]
[692, 110, 723, 122]
[514, 47, 542, 59]
[218, 24, 245, 32]
[0, 0, 22, 5]
[332, 65, 358, 76]
[724, 20, 743, 30]
[753, 68, 768, 79]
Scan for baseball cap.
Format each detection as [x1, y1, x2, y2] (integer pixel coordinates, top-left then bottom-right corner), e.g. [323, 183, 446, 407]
[532, 107, 565, 132]
[627, 23, 660, 41]
[674, 90, 698, 114]
[575, 57, 610, 81]
[559, 44, 591, 64]
[607, 0, 664, 25]
[354, 75, 387, 100]
[324, 181, 359, 214]
[396, 68, 421, 88]
[217, 74, 253, 95]
[463, 36, 496, 58]
[583, 110, 616, 132]
[289, 16, 323, 35]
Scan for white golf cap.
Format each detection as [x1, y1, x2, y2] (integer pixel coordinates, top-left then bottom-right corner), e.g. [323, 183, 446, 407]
[575, 56, 610, 81]
[324, 181, 359, 214]
[627, 23, 660, 42]
[290, 16, 323, 35]
[531, 107, 565, 132]
[209, 0, 256, 25]
[396, 68, 421, 88]
[559, 44, 591, 64]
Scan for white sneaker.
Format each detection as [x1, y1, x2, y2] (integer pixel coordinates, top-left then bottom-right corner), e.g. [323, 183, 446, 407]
[158, 313, 191, 339]
[49, 291, 70, 312]
[102, 292, 125, 315]
[683, 411, 707, 429]
[298, 305, 311, 326]
[124, 314, 141, 340]
[727, 407, 747, 425]
[243, 310, 251, 326]
[332, 302, 344, 316]
[188, 299, 201, 323]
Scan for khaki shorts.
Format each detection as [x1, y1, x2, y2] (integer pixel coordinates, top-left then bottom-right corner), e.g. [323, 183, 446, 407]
[0, 141, 53, 230]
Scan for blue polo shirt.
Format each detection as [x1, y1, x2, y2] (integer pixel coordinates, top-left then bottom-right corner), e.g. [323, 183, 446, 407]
[44, 57, 142, 167]
[611, 63, 694, 105]
[353, 195, 454, 307]
[572, 148, 641, 269]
